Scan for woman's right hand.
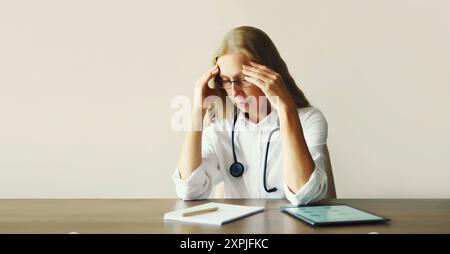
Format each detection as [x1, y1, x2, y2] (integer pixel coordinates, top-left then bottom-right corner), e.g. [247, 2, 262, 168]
[193, 65, 220, 112]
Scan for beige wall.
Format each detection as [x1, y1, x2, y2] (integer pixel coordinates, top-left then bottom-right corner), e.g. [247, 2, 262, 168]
[0, 0, 449, 198]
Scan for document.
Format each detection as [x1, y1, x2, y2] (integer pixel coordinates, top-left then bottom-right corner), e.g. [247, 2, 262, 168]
[163, 202, 264, 225]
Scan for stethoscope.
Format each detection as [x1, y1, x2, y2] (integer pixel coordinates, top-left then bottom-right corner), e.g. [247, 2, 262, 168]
[229, 110, 280, 193]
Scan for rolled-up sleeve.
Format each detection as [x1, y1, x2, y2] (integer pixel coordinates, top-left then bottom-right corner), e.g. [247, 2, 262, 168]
[284, 108, 330, 205]
[172, 125, 222, 200]
[284, 145, 329, 205]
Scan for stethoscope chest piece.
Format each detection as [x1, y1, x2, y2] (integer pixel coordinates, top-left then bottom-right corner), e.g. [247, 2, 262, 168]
[229, 161, 244, 177]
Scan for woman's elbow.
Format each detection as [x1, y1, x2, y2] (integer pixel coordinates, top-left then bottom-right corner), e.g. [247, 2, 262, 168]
[175, 184, 211, 201]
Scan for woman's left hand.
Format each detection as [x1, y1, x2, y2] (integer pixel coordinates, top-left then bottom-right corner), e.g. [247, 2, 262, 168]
[242, 61, 296, 112]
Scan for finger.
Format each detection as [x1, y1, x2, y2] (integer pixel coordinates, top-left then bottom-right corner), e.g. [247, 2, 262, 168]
[244, 75, 267, 89]
[243, 64, 277, 80]
[206, 64, 219, 77]
[249, 61, 276, 73]
[205, 64, 219, 77]
[199, 65, 219, 85]
[242, 68, 271, 84]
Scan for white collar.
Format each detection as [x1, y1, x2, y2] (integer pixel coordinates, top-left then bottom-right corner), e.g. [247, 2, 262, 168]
[235, 108, 280, 132]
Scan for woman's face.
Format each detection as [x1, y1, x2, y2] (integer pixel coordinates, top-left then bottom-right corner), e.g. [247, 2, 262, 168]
[216, 53, 266, 113]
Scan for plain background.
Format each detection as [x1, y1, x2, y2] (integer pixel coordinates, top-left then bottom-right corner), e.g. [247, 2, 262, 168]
[0, 0, 449, 198]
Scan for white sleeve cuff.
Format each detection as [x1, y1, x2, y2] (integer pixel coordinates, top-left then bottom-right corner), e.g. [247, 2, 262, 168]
[284, 166, 328, 206]
[172, 165, 206, 186]
[172, 163, 212, 200]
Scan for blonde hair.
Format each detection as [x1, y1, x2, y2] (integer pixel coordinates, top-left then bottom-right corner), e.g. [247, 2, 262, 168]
[208, 26, 311, 120]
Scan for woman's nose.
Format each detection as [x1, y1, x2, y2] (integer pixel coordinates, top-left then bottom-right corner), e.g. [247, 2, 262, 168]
[230, 85, 244, 97]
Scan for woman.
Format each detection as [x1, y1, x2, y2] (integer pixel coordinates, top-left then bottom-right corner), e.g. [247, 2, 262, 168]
[173, 26, 334, 205]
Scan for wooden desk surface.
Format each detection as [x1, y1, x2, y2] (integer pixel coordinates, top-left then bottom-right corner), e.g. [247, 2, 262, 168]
[0, 199, 448, 233]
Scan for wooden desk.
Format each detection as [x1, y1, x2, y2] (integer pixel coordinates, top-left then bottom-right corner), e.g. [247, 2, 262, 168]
[0, 199, 448, 233]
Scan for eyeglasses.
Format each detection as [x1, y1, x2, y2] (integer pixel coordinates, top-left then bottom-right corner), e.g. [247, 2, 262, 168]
[215, 76, 253, 90]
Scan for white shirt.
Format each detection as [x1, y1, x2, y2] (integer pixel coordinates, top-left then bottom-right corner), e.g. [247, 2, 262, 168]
[173, 106, 330, 205]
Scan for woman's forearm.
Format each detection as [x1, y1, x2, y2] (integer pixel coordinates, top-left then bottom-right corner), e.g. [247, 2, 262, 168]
[279, 106, 315, 193]
[177, 109, 206, 180]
